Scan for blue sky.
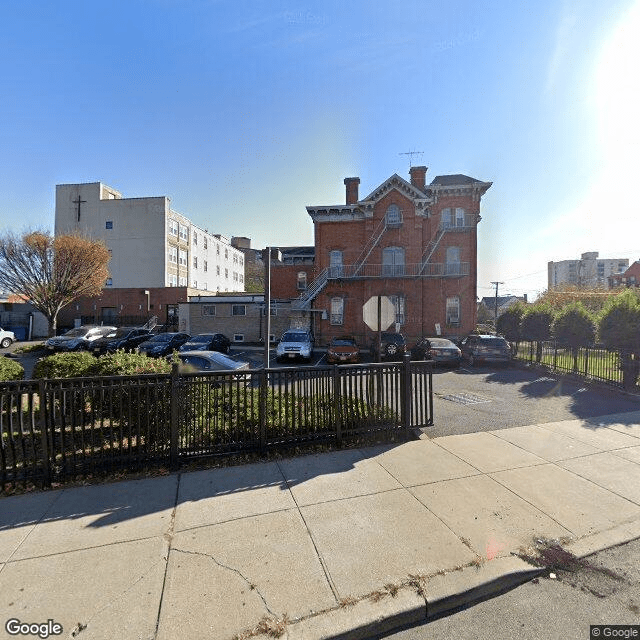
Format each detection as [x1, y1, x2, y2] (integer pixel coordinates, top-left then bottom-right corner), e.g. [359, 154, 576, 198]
[1, 0, 638, 300]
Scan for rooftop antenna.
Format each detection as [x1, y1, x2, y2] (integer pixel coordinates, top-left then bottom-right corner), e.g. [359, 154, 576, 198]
[399, 150, 424, 169]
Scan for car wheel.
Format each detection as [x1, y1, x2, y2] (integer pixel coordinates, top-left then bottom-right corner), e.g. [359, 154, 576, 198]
[0, 338, 11, 348]
[385, 343, 398, 357]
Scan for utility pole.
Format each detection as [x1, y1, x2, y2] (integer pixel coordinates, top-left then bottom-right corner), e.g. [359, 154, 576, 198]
[491, 281, 504, 327]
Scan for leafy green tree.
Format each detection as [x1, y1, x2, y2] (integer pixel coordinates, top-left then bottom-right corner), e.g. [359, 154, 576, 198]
[598, 290, 640, 389]
[496, 302, 525, 355]
[551, 302, 596, 372]
[521, 303, 554, 362]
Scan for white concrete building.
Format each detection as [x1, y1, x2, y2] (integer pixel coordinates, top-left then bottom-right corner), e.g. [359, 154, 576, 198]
[548, 252, 629, 289]
[55, 182, 245, 292]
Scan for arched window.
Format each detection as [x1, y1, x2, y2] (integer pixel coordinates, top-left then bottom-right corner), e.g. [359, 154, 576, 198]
[385, 204, 402, 227]
[382, 246, 405, 276]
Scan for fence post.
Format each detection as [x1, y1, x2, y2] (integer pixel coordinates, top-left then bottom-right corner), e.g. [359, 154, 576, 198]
[259, 368, 267, 452]
[38, 379, 51, 488]
[332, 365, 341, 446]
[401, 353, 412, 439]
[169, 362, 179, 471]
[583, 348, 589, 377]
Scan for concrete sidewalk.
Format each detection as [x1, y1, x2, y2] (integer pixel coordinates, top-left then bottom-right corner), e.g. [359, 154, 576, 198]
[2, 412, 640, 640]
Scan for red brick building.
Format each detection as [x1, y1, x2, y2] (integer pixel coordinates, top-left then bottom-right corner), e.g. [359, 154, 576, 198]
[275, 167, 492, 345]
[609, 261, 640, 288]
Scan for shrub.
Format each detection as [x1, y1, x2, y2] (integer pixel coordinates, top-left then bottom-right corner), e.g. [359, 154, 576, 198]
[496, 302, 525, 350]
[88, 351, 171, 377]
[552, 302, 596, 372]
[598, 289, 640, 352]
[0, 356, 24, 381]
[521, 303, 554, 362]
[33, 352, 97, 379]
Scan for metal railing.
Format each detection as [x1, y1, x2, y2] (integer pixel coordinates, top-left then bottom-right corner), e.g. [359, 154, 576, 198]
[1, 358, 433, 491]
[514, 341, 626, 387]
[326, 262, 470, 279]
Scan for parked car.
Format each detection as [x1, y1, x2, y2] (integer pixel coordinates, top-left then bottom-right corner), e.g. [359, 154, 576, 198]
[275, 330, 314, 363]
[178, 333, 231, 354]
[411, 337, 462, 367]
[326, 336, 360, 365]
[44, 325, 117, 353]
[370, 332, 407, 361]
[459, 334, 511, 366]
[89, 327, 152, 356]
[137, 332, 191, 358]
[0, 328, 16, 349]
[176, 350, 250, 373]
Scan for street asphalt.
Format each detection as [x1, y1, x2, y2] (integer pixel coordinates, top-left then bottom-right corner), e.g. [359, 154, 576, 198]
[1, 410, 640, 639]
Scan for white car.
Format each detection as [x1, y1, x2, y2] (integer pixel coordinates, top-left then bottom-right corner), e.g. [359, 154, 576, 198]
[44, 325, 117, 353]
[0, 328, 16, 349]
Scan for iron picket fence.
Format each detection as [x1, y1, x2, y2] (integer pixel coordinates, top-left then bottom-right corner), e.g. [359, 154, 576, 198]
[1, 357, 433, 492]
[514, 341, 626, 387]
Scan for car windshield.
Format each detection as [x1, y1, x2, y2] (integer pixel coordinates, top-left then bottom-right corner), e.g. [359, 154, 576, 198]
[148, 334, 172, 342]
[63, 328, 89, 337]
[483, 338, 508, 347]
[188, 335, 212, 343]
[331, 338, 356, 347]
[113, 328, 137, 338]
[282, 333, 308, 342]
[430, 338, 455, 348]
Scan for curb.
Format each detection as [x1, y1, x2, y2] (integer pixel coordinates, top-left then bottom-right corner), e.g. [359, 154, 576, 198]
[284, 557, 541, 640]
[283, 518, 640, 640]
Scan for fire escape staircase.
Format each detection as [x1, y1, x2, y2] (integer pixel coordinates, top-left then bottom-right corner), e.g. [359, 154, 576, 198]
[351, 216, 389, 277]
[291, 269, 329, 310]
[292, 216, 390, 310]
[418, 228, 446, 275]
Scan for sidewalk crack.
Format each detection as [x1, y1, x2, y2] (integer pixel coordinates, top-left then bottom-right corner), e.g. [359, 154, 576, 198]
[172, 547, 276, 616]
[153, 472, 181, 639]
[275, 460, 340, 603]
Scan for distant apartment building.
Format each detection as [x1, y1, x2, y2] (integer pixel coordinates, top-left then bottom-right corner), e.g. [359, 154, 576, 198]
[55, 182, 245, 292]
[548, 252, 629, 289]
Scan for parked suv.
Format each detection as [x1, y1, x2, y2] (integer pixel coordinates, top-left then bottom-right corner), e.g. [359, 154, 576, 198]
[89, 327, 153, 356]
[44, 325, 117, 353]
[0, 328, 16, 349]
[275, 330, 314, 363]
[179, 333, 231, 354]
[370, 332, 407, 361]
[459, 334, 511, 366]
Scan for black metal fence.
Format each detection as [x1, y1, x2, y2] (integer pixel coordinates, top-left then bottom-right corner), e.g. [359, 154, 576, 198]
[514, 341, 627, 387]
[0, 357, 433, 491]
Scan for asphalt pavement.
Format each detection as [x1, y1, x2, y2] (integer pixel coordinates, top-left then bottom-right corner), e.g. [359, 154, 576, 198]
[382, 537, 640, 640]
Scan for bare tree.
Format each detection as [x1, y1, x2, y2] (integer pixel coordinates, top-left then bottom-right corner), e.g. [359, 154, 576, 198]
[0, 230, 110, 336]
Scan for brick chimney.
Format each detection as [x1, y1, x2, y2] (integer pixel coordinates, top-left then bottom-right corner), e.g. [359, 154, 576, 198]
[409, 166, 427, 190]
[344, 177, 360, 205]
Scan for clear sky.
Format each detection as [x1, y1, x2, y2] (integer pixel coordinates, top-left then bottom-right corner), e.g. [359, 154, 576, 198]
[1, 0, 638, 301]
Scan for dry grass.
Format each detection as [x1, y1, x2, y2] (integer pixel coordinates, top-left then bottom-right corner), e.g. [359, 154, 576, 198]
[233, 614, 289, 640]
